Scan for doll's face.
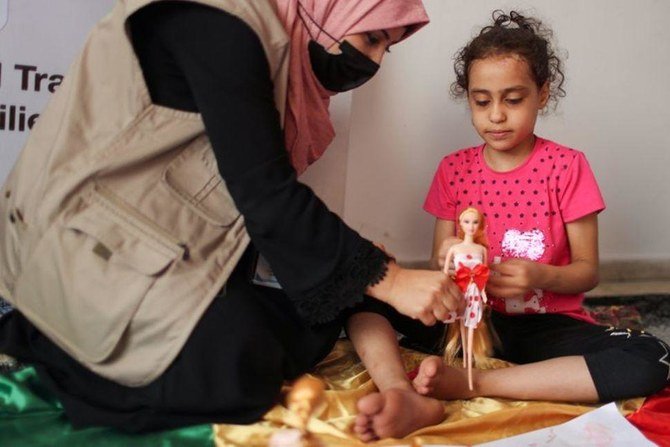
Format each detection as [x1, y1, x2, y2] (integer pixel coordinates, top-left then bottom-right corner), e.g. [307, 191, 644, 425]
[460, 211, 481, 237]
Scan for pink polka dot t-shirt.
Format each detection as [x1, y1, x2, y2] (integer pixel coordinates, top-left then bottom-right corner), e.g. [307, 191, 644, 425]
[424, 137, 605, 322]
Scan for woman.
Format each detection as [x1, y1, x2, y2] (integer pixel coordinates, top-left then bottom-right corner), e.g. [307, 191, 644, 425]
[0, 0, 459, 433]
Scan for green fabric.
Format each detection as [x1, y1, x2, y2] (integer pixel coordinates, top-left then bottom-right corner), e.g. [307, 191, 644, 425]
[0, 366, 214, 447]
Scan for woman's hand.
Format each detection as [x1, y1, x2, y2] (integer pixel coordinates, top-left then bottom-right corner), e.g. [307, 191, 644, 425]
[368, 262, 463, 326]
[487, 258, 544, 299]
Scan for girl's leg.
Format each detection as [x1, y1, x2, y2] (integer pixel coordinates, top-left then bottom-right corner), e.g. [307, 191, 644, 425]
[481, 355, 597, 400]
[467, 326, 475, 391]
[415, 312, 669, 402]
[416, 354, 597, 401]
[347, 312, 413, 392]
[346, 305, 445, 441]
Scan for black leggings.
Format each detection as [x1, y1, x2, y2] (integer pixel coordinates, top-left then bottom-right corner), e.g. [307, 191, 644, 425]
[0, 249, 343, 433]
[491, 311, 669, 402]
[350, 299, 670, 402]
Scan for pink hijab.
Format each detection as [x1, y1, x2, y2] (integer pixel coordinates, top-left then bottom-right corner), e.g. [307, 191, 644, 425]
[272, 0, 430, 174]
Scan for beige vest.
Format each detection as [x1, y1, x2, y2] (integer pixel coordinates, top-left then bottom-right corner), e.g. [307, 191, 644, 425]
[0, 0, 290, 386]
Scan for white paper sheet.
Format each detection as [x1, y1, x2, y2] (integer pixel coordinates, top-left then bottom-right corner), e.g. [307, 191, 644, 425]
[389, 402, 656, 447]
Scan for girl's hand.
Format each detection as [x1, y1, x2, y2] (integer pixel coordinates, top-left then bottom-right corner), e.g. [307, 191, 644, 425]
[487, 215, 600, 299]
[487, 258, 545, 299]
[369, 262, 463, 326]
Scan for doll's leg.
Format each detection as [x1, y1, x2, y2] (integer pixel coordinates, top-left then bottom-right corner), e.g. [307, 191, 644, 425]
[467, 326, 475, 390]
[346, 306, 445, 441]
[460, 320, 467, 368]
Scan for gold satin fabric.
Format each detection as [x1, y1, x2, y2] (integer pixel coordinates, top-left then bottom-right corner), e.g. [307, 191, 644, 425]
[214, 340, 644, 446]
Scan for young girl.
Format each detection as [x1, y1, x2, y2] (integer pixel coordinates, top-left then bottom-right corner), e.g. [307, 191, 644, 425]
[416, 8, 670, 403]
[349, 10, 669, 442]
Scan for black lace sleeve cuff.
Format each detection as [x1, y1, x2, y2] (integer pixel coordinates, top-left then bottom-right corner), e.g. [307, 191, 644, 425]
[293, 241, 392, 326]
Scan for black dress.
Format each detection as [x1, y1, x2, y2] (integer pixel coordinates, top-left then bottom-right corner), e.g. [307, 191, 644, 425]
[0, 2, 388, 432]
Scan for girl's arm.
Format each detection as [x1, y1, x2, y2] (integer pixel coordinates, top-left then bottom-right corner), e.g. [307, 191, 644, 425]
[430, 219, 458, 270]
[488, 213, 599, 297]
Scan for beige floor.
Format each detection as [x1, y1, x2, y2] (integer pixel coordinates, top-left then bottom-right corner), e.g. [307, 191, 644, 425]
[589, 259, 670, 297]
[587, 280, 670, 298]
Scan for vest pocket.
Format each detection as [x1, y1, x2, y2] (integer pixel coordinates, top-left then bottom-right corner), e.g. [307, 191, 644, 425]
[162, 138, 240, 227]
[14, 186, 183, 364]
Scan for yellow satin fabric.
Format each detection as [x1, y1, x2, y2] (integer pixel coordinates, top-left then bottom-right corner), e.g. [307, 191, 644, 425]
[214, 340, 644, 446]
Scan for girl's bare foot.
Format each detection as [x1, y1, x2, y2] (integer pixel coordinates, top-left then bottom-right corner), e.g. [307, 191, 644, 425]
[353, 388, 445, 441]
[412, 356, 477, 399]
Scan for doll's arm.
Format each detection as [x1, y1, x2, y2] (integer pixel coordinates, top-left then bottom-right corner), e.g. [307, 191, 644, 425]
[479, 245, 489, 303]
[444, 247, 455, 275]
[430, 219, 457, 270]
[488, 213, 599, 298]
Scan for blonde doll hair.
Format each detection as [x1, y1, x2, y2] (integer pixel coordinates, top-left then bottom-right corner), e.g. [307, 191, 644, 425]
[443, 311, 495, 367]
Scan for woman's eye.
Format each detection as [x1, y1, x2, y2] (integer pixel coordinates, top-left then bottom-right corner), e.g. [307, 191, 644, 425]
[506, 98, 523, 105]
[366, 32, 380, 45]
[475, 100, 490, 107]
[366, 32, 391, 53]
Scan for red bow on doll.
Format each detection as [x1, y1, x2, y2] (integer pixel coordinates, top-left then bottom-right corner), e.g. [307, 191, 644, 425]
[454, 263, 490, 292]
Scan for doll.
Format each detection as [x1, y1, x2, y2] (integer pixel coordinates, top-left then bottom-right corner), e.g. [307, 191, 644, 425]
[287, 375, 326, 434]
[443, 207, 491, 390]
[269, 375, 326, 447]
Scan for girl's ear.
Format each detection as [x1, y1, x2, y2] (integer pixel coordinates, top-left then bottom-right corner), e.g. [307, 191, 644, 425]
[539, 82, 550, 108]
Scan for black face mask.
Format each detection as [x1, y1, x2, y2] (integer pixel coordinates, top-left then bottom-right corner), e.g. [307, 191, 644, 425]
[307, 39, 380, 93]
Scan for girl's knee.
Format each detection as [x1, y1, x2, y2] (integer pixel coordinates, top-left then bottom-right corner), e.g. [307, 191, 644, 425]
[588, 336, 670, 401]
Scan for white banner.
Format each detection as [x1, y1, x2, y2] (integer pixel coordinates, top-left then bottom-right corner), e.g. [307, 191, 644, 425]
[0, 0, 8, 32]
[0, 0, 115, 183]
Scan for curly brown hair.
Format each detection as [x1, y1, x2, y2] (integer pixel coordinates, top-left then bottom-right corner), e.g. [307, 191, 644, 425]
[452, 10, 566, 109]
